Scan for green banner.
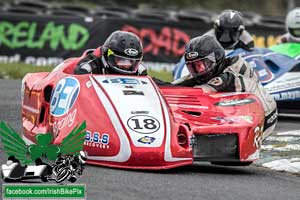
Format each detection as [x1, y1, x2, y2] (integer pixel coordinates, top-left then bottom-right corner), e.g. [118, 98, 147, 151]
[2, 184, 86, 199]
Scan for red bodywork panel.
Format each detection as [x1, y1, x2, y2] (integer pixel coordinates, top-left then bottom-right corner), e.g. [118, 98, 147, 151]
[21, 53, 265, 170]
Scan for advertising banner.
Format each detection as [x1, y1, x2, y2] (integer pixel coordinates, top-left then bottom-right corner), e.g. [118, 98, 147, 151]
[0, 13, 285, 71]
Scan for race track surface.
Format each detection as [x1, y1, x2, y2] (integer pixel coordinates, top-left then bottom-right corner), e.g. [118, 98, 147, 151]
[0, 79, 300, 200]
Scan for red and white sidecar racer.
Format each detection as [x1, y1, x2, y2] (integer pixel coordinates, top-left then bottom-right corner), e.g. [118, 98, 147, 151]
[21, 52, 265, 170]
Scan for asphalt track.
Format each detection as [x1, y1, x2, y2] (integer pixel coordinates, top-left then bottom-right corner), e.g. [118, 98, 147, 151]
[0, 79, 300, 200]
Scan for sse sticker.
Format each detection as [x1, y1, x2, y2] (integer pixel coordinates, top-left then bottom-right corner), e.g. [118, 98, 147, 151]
[127, 115, 160, 134]
[84, 131, 110, 149]
[50, 77, 80, 116]
[138, 136, 156, 144]
[215, 98, 256, 107]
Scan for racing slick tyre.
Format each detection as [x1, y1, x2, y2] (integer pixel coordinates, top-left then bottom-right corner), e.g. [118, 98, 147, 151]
[68, 175, 77, 183]
[56, 168, 71, 183]
[211, 161, 253, 166]
[41, 175, 49, 182]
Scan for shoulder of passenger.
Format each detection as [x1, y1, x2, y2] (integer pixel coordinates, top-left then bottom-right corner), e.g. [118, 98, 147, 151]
[171, 74, 193, 84]
[226, 56, 249, 73]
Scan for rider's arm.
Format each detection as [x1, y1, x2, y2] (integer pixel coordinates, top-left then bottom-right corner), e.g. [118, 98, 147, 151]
[152, 77, 173, 86]
[172, 75, 199, 87]
[74, 54, 99, 74]
[201, 72, 237, 92]
[137, 63, 148, 76]
[74, 64, 92, 74]
[238, 30, 255, 50]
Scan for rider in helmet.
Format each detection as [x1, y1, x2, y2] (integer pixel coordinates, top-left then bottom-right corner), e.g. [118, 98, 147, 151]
[173, 35, 277, 139]
[74, 30, 147, 75]
[206, 9, 254, 50]
[279, 8, 300, 43]
[78, 151, 87, 165]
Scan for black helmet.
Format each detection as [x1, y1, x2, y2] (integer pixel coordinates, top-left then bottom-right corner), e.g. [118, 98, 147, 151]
[102, 30, 143, 75]
[214, 10, 245, 49]
[78, 151, 87, 164]
[184, 35, 225, 81]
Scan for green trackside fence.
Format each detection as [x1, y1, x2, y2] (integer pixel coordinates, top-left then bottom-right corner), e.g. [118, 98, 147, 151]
[2, 184, 86, 199]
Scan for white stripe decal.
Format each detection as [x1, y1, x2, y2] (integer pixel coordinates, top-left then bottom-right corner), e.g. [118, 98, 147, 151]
[87, 76, 131, 162]
[152, 82, 192, 162]
[23, 105, 39, 113]
[22, 134, 35, 145]
[243, 52, 277, 59]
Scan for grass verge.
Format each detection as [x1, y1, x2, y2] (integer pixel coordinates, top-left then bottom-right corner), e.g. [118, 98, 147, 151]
[0, 63, 173, 81]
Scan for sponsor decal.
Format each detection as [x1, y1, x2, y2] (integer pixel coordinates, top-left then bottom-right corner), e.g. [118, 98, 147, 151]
[122, 25, 190, 57]
[124, 85, 134, 89]
[186, 51, 198, 60]
[209, 92, 244, 98]
[86, 80, 92, 88]
[208, 77, 223, 86]
[124, 48, 139, 56]
[215, 98, 256, 107]
[102, 78, 147, 85]
[53, 109, 77, 137]
[127, 115, 160, 134]
[248, 60, 274, 84]
[131, 111, 149, 114]
[272, 90, 300, 101]
[211, 115, 253, 123]
[264, 109, 278, 131]
[50, 77, 80, 117]
[84, 131, 110, 149]
[173, 104, 209, 109]
[267, 111, 278, 124]
[253, 126, 263, 149]
[123, 90, 144, 95]
[0, 21, 89, 50]
[189, 135, 196, 148]
[265, 76, 300, 93]
[0, 121, 87, 183]
[138, 136, 156, 144]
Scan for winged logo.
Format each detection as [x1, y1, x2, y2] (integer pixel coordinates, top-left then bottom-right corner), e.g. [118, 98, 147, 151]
[0, 121, 87, 165]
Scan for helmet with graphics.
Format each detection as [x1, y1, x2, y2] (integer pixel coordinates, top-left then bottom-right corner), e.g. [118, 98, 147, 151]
[101, 30, 143, 75]
[214, 9, 245, 49]
[184, 35, 225, 82]
[78, 151, 87, 164]
[286, 8, 300, 42]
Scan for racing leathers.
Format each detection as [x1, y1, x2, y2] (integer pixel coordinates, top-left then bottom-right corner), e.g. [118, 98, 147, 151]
[205, 29, 255, 51]
[74, 47, 147, 75]
[173, 55, 278, 139]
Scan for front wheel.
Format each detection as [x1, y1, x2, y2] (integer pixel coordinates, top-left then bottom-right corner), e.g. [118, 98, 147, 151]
[55, 168, 71, 183]
[41, 176, 49, 182]
[68, 176, 77, 183]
